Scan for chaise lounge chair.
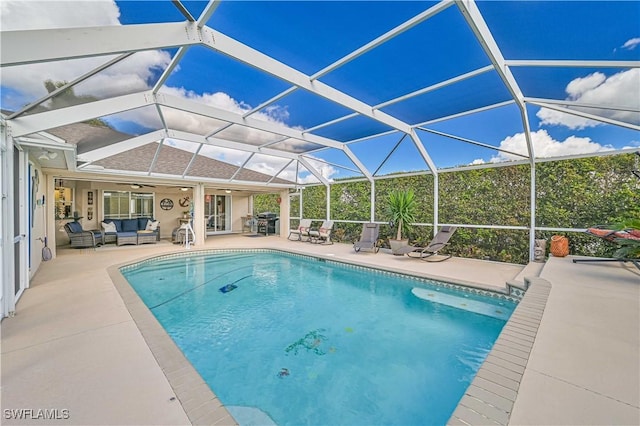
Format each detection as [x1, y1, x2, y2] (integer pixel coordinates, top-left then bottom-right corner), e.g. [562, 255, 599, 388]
[353, 223, 380, 253]
[573, 226, 640, 270]
[395, 226, 457, 262]
[288, 219, 312, 241]
[309, 220, 334, 245]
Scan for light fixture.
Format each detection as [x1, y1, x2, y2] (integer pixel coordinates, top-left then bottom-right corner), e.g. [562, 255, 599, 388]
[130, 184, 141, 189]
[180, 187, 190, 192]
[38, 150, 58, 161]
[225, 189, 232, 194]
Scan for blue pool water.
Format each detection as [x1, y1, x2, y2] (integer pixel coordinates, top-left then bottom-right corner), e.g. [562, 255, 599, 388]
[122, 251, 517, 426]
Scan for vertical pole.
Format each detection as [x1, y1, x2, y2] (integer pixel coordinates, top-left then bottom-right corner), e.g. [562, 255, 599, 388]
[45, 173, 56, 258]
[0, 122, 12, 317]
[299, 188, 303, 219]
[326, 184, 331, 220]
[193, 183, 205, 245]
[370, 179, 376, 222]
[530, 161, 536, 261]
[279, 189, 289, 237]
[433, 172, 439, 236]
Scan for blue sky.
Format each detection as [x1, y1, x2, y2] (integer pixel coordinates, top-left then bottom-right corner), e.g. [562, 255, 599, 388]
[1, 0, 639, 182]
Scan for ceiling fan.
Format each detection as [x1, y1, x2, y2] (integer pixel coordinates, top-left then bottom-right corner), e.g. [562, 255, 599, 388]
[117, 182, 156, 189]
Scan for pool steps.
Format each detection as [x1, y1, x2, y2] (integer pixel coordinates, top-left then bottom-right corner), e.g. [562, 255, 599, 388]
[412, 288, 512, 320]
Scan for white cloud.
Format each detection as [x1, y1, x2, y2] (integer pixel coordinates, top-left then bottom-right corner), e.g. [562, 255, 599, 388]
[303, 158, 337, 182]
[536, 69, 640, 129]
[565, 73, 606, 98]
[1, 0, 120, 31]
[1, 1, 172, 110]
[622, 37, 640, 50]
[490, 129, 614, 162]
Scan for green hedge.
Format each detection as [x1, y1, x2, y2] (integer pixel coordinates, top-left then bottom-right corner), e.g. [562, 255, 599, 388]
[288, 153, 639, 264]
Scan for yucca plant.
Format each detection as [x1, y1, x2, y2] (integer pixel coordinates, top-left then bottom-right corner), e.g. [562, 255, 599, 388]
[388, 189, 417, 241]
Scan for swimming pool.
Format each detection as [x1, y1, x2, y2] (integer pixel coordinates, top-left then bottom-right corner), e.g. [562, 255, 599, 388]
[122, 250, 518, 425]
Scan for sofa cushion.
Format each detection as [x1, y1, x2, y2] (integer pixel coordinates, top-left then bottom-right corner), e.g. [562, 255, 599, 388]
[122, 219, 139, 232]
[138, 217, 151, 230]
[101, 221, 117, 233]
[67, 222, 83, 233]
[117, 231, 137, 237]
[104, 219, 123, 232]
[146, 220, 160, 231]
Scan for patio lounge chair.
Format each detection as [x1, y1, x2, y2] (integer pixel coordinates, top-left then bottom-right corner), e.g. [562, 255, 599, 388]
[64, 221, 103, 248]
[353, 223, 380, 253]
[309, 220, 334, 245]
[573, 226, 640, 270]
[288, 219, 312, 241]
[395, 226, 457, 262]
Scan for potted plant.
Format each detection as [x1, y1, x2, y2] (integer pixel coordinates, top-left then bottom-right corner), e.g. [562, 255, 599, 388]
[387, 189, 417, 254]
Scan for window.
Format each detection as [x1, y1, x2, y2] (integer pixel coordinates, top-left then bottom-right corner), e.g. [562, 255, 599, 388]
[103, 191, 154, 219]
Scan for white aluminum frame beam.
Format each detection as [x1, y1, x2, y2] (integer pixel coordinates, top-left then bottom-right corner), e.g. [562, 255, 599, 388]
[229, 152, 256, 181]
[456, 0, 537, 260]
[172, 0, 196, 21]
[9, 52, 134, 119]
[182, 143, 203, 178]
[157, 92, 346, 150]
[152, 47, 189, 93]
[165, 129, 329, 184]
[78, 129, 167, 163]
[299, 156, 361, 175]
[203, 28, 416, 134]
[528, 100, 640, 131]
[196, 0, 222, 28]
[374, 65, 495, 110]
[524, 97, 640, 113]
[408, 129, 439, 234]
[167, 129, 301, 160]
[245, 1, 453, 120]
[298, 157, 330, 186]
[311, 1, 454, 80]
[1, 22, 202, 67]
[412, 100, 516, 128]
[505, 60, 640, 68]
[269, 160, 294, 184]
[416, 126, 529, 158]
[9, 92, 154, 137]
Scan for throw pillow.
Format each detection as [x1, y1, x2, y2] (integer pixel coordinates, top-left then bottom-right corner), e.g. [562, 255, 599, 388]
[146, 220, 160, 231]
[102, 221, 117, 233]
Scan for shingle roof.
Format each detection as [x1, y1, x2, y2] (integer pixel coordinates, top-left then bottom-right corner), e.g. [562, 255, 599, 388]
[94, 141, 292, 184]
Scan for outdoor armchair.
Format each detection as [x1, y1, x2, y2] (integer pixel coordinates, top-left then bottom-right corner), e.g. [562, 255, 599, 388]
[288, 219, 312, 241]
[64, 221, 103, 248]
[309, 220, 334, 245]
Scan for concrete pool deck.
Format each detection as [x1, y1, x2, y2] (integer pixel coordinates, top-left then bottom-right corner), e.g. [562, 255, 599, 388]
[1, 234, 638, 425]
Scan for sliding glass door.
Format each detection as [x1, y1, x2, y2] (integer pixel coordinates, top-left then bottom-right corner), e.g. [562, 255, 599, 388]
[205, 195, 231, 234]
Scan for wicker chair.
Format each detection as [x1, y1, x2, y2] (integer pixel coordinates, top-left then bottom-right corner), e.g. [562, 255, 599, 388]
[64, 222, 103, 248]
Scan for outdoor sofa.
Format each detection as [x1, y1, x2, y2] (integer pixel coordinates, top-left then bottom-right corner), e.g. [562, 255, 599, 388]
[102, 217, 160, 246]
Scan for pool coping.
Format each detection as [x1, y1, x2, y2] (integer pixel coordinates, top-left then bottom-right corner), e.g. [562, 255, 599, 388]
[108, 248, 533, 425]
[448, 277, 552, 425]
[107, 265, 238, 426]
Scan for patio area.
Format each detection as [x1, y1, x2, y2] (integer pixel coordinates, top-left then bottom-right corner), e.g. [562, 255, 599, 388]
[1, 235, 638, 425]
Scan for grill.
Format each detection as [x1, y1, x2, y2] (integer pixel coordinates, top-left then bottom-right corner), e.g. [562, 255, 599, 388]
[257, 212, 278, 235]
